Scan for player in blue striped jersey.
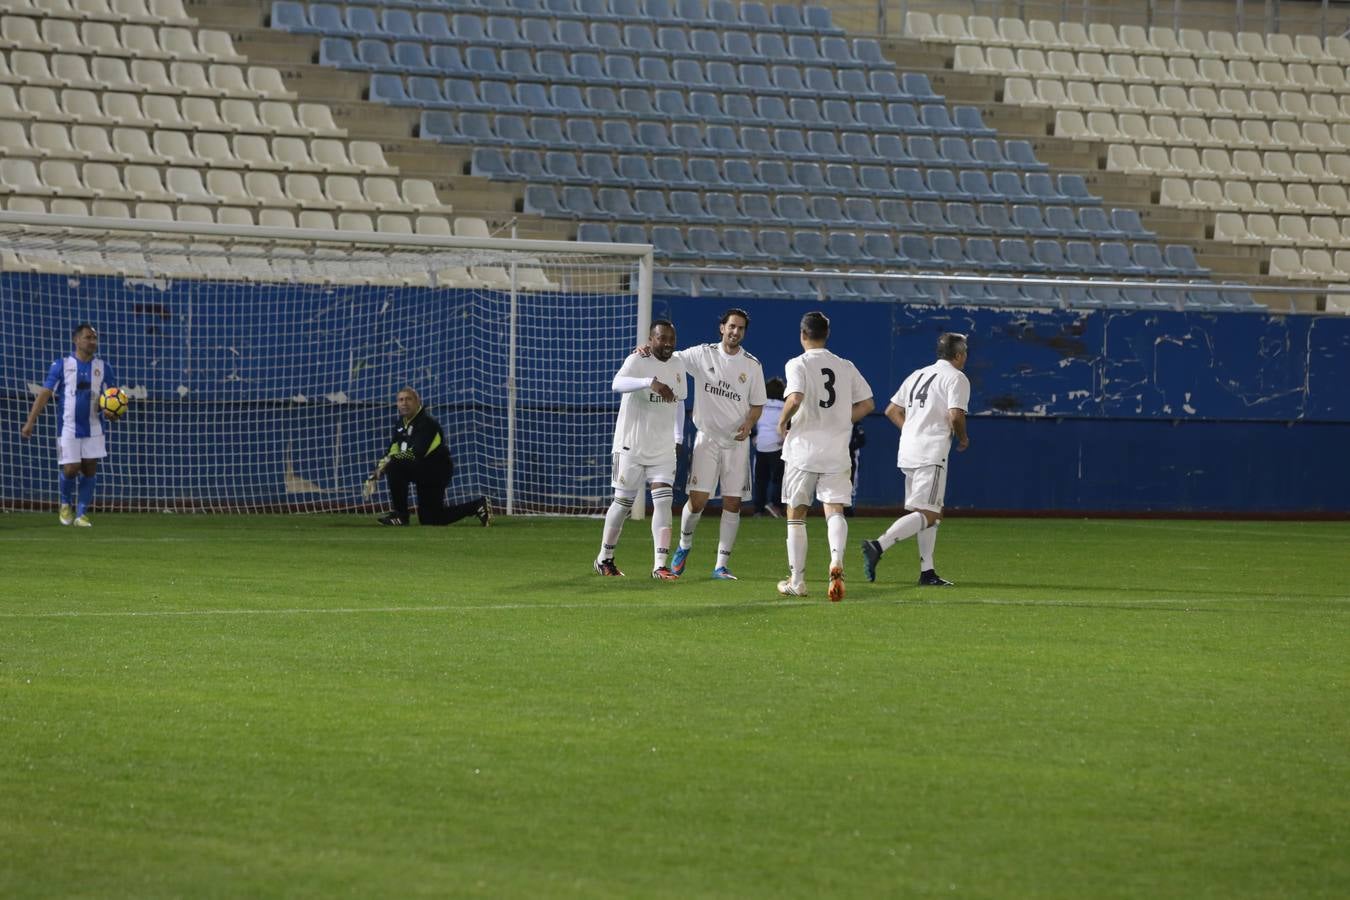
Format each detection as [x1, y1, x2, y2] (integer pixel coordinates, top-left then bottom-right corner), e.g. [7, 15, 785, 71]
[20, 324, 116, 527]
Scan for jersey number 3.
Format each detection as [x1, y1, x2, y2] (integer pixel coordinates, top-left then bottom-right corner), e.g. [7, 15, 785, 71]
[819, 368, 836, 408]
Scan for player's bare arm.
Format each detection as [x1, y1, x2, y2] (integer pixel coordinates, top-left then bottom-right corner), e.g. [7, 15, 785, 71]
[850, 397, 875, 423]
[734, 403, 763, 441]
[650, 378, 676, 402]
[950, 409, 970, 451]
[777, 393, 803, 438]
[884, 402, 905, 431]
[20, 388, 53, 439]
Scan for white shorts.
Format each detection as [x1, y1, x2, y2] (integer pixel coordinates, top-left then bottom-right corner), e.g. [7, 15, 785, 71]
[685, 433, 751, 498]
[58, 434, 107, 466]
[781, 464, 853, 508]
[903, 464, 948, 513]
[611, 451, 677, 492]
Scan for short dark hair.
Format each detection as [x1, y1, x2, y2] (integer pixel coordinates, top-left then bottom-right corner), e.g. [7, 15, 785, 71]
[765, 377, 785, 400]
[73, 323, 96, 339]
[800, 311, 829, 341]
[649, 318, 675, 335]
[937, 333, 968, 361]
[719, 308, 750, 328]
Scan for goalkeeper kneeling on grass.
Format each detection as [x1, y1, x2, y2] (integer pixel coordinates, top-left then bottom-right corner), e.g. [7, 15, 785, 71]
[365, 386, 491, 527]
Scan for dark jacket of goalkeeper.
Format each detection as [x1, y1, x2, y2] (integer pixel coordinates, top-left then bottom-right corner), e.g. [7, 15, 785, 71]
[368, 386, 491, 527]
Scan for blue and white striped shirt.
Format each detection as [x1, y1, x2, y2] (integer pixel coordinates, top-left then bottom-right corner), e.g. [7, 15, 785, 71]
[43, 355, 114, 439]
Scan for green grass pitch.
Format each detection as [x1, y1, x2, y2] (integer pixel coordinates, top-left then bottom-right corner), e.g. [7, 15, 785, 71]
[2, 513, 1347, 898]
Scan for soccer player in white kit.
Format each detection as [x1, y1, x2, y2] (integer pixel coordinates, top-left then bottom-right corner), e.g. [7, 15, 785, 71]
[669, 308, 767, 581]
[20, 323, 117, 527]
[776, 312, 874, 601]
[595, 320, 687, 579]
[861, 333, 971, 587]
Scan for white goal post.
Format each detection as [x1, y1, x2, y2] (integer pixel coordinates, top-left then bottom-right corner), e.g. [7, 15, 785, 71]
[0, 211, 652, 517]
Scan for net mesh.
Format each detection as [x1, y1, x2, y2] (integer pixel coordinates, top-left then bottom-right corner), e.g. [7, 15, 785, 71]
[0, 217, 647, 516]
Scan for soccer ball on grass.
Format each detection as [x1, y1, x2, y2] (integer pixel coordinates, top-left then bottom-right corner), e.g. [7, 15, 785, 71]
[99, 386, 130, 419]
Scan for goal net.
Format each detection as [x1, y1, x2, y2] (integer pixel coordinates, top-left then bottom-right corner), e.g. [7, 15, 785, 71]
[0, 211, 652, 517]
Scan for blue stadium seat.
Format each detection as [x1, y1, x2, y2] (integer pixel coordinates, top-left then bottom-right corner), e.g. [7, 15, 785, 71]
[792, 162, 829, 193]
[416, 12, 452, 42]
[841, 132, 880, 162]
[672, 58, 708, 88]
[874, 134, 910, 163]
[652, 226, 698, 260]
[789, 97, 825, 128]
[870, 70, 903, 98]
[382, 8, 416, 38]
[757, 229, 803, 262]
[958, 170, 1001, 204]
[687, 157, 726, 187]
[586, 86, 626, 119]
[451, 15, 489, 45]
[672, 191, 716, 223]
[926, 169, 967, 201]
[1018, 284, 1060, 307]
[496, 114, 540, 148]
[420, 76, 461, 107]
[486, 15, 524, 45]
[271, 1, 310, 32]
[759, 160, 795, 192]
[600, 120, 637, 151]
[539, 51, 577, 81]
[900, 235, 939, 268]
[946, 202, 991, 235]
[970, 138, 1011, 170]
[806, 67, 844, 98]
[740, 193, 779, 222]
[953, 105, 997, 138]
[565, 119, 604, 150]
[711, 195, 752, 227]
[907, 136, 941, 167]
[836, 68, 873, 99]
[893, 167, 938, 201]
[429, 45, 466, 74]
[934, 236, 976, 269]
[723, 159, 763, 191]
[939, 137, 980, 168]
[658, 25, 691, 55]
[509, 149, 547, 180]
[807, 131, 848, 162]
[1164, 244, 1210, 276]
[596, 187, 638, 219]
[470, 147, 510, 178]
[503, 48, 541, 81]
[670, 123, 709, 154]
[1066, 240, 1111, 274]
[1101, 241, 1144, 276]
[522, 19, 560, 48]
[419, 110, 459, 142]
[854, 38, 887, 67]
[558, 184, 602, 215]
[772, 65, 807, 94]
[828, 233, 867, 263]
[635, 189, 676, 221]
[858, 166, 900, 198]
[880, 199, 920, 230]
[614, 224, 648, 246]
[1012, 204, 1057, 237]
[688, 226, 734, 260]
[521, 183, 564, 217]
[920, 104, 963, 135]
[550, 84, 588, 114]
[966, 237, 1013, 272]
[856, 102, 898, 135]
[999, 238, 1047, 273]
[772, 128, 809, 158]
[583, 153, 622, 184]
[1045, 205, 1090, 238]
[1033, 240, 1075, 273]
[794, 232, 837, 265]
[756, 96, 793, 125]
[948, 281, 991, 304]
[978, 203, 1016, 235]
[1071, 206, 1117, 239]
[776, 194, 820, 226]
[619, 154, 662, 187]
[345, 6, 382, 37]
[369, 74, 413, 105]
[558, 118, 602, 150]
[811, 195, 847, 226]
[319, 38, 359, 69]
[1005, 140, 1049, 171]
[826, 164, 860, 193]
[844, 197, 884, 227]
[739, 126, 773, 158]
[1058, 173, 1101, 206]
[621, 87, 657, 118]
[1109, 208, 1153, 239]
[757, 32, 792, 61]
[706, 125, 749, 158]
[637, 121, 677, 152]
[688, 91, 728, 124]
[821, 36, 862, 68]
[577, 223, 613, 243]
[913, 200, 954, 233]
[649, 155, 692, 187]
[887, 102, 926, 134]
[465, 46, 505, 78]
[1131, 243, 1174, 276]
[901, 72, 940, 101]
[992, 171, 1033, 203]
[862, 232, 900, 263]
[394, 42, 437, 74]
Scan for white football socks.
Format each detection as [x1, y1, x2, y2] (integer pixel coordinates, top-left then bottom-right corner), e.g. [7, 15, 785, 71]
[598, 495, 633, 561]
[826, 513, 847, 570]
[917, 521, 939, 572]
[716, 510, 740, 569]
[651, 487, 674, 569]
[679, 504, 702, 551]
[878, 511, 926, 551]
[786, 518, 807, 587]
